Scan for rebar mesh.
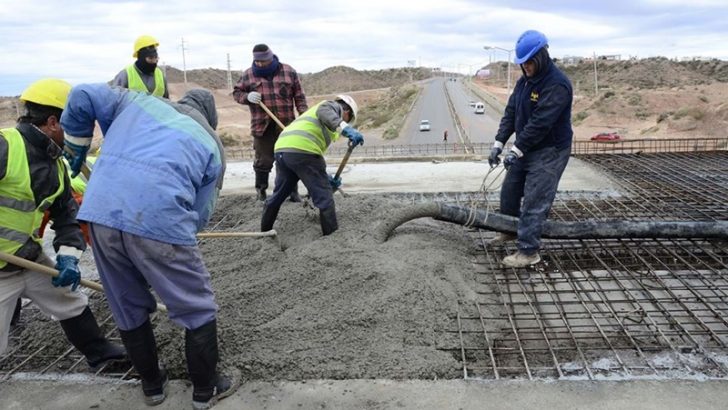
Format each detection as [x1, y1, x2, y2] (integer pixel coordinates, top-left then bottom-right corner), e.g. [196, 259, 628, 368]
[447, 150, 728, 380]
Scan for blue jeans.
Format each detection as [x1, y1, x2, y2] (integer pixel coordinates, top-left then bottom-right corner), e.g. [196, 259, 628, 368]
[266, 152, 334, 211]
[500, 146, 570, 255]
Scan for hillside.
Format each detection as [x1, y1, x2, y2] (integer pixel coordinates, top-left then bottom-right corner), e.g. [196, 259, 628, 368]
[476, 58, 728, 140]
[165, 65, 433, 96]
[3, 59, 728, 144]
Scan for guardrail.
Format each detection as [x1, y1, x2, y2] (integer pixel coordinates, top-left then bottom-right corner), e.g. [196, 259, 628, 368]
[225, 137, 728, 161]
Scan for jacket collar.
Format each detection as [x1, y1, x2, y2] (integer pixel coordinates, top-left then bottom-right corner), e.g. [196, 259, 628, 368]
[16, 122, 62, 159]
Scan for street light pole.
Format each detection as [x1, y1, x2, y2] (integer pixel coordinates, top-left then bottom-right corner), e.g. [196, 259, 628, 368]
[483, 45, 515, 96]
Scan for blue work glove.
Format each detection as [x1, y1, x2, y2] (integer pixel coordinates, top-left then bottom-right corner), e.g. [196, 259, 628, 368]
[488, 146, 502, 167]
[63, 140, 90, 178]
[328, 174, 342, 190]
[247, 91, 262, 104]
[341, 126, 364, 147]
[53, 255, 81, 291]
[503, 151, 519, 170]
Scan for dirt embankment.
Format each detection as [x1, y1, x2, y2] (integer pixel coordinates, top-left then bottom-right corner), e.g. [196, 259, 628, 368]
[475, 58, 728, 140]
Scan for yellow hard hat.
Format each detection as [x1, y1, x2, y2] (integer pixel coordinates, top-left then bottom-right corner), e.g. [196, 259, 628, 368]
[133, 35, 159, 57]
[19, 78, 72, 110]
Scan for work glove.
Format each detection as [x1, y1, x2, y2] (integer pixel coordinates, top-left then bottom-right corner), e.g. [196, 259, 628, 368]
[63, 139, 90, 178]
[341, 126, 364, 147]
[53, 254, 81, 291]
[328, 174, 342, 190]
[503, 151, 519, 170]
[247, 91, 262, 104]
[488, 146, 502, 167]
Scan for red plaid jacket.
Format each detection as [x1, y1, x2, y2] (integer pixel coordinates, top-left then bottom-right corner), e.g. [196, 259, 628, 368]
[233, 63, 308, 137]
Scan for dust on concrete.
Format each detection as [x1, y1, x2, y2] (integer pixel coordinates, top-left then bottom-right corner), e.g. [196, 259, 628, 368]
[7, 193, 500, 381]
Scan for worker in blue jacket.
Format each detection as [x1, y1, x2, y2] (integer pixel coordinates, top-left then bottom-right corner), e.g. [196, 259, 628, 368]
[487, 30, 573, 268]
[61, 84, 237, 409]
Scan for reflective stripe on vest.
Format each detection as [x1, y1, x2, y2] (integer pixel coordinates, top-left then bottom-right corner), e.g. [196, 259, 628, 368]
[0, 128, 65, 267]
[274, 102, 340, 155]
[126, 64, 166, 97]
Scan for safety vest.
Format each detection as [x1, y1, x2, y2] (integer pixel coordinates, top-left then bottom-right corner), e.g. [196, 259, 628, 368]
[126, 64, 166, 97]
[275, 102, 341, 156]
[0, 128, 65, 267]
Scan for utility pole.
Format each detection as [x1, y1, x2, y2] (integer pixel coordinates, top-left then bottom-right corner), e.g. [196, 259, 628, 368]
[593, 51, 599, 96]
[226, 53, 233, 90]
[180, 37, 189, 89]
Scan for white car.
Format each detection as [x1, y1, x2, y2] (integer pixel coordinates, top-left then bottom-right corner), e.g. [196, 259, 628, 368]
[419, 120, 431, 132]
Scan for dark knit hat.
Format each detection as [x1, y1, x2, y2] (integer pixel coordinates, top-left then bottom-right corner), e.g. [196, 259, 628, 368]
[252, 44, 273, 61]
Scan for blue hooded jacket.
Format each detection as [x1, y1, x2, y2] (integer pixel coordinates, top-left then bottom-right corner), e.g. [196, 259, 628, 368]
[60, 84, 225, 246]
[495, 54, 573, 154]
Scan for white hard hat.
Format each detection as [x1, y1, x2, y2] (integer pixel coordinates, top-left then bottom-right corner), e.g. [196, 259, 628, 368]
[335, 94, 358, 123]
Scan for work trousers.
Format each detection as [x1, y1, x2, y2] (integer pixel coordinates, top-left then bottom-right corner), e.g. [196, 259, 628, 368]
[500, 146, 571, 255]
[253, 122, 282, 174]
[0, 253, 88, 354]
[89, 223, 217, 331]
[266, 152, 334, 211]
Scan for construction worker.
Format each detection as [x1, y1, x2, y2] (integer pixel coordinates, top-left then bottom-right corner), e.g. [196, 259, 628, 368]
[112, 34, 169, 98]
[12, 156, 96, 327]
[261, 95, 363, 236]
[233, 43, 308, 201]
[488, 30, 573, 268]
[0, 79, 126, 368]
[61, 84, 236, 409]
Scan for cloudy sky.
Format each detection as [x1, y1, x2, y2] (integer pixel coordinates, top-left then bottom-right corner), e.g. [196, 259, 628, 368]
[1, 0, 726, 95]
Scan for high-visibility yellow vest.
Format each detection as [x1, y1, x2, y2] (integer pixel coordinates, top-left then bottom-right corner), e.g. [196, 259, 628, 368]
[126, 64, 166, 97]
[274, 102, 341, 156]
[0, 128, 65, 267]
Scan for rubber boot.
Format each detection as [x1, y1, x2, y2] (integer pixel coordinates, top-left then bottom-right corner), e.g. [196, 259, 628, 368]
[289, 184, 302, 203]
[255, 172, 269, 201]
[10, 298, 21, 326]
[186, 320, 239, 410]
[59, 306, 127, 369]
[261, 204, 280, 232]
[320, 205, 338, 236]
[118, 320, 169, 406]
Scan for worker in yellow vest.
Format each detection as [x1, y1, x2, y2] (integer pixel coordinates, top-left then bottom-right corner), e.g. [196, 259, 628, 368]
[112, 35, 169, 98]
[261, 95, 363, 235]
[0, 79, 126, 368]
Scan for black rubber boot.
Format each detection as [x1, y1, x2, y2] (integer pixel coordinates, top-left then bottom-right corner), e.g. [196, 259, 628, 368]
[261, 204, 280, 232]
[10, 298, 21, 326]
[320, 205, 338, 236]
[289, 185, 302, 203]
[255, 172, 269, 201]
[59, 306, 127, 369]
[118, 320, 168, 406]
[186, 320, 239, 410]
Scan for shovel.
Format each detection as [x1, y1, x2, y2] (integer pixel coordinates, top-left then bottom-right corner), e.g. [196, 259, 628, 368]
[332, 141, 355, 196]
[0, 250, 168, 313]
[258, 101, 286, 130]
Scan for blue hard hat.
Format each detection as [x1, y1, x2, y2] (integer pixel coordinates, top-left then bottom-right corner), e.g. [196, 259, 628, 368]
[514, 30, 548, 64]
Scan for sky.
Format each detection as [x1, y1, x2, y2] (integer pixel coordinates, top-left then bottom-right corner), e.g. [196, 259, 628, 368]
[1, 0, 727, 96]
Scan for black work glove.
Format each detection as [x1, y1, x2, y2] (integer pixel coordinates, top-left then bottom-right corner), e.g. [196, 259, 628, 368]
[503, 151, 519, 170]
[488, 147, 502, 168]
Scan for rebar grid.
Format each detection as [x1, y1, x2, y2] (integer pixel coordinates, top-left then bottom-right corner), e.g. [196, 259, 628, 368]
[449, 151, 728, 380]
[0, 303, 134, 382]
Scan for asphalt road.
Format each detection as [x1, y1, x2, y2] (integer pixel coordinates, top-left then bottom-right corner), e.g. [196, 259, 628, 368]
[400, 78, 501, 146]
